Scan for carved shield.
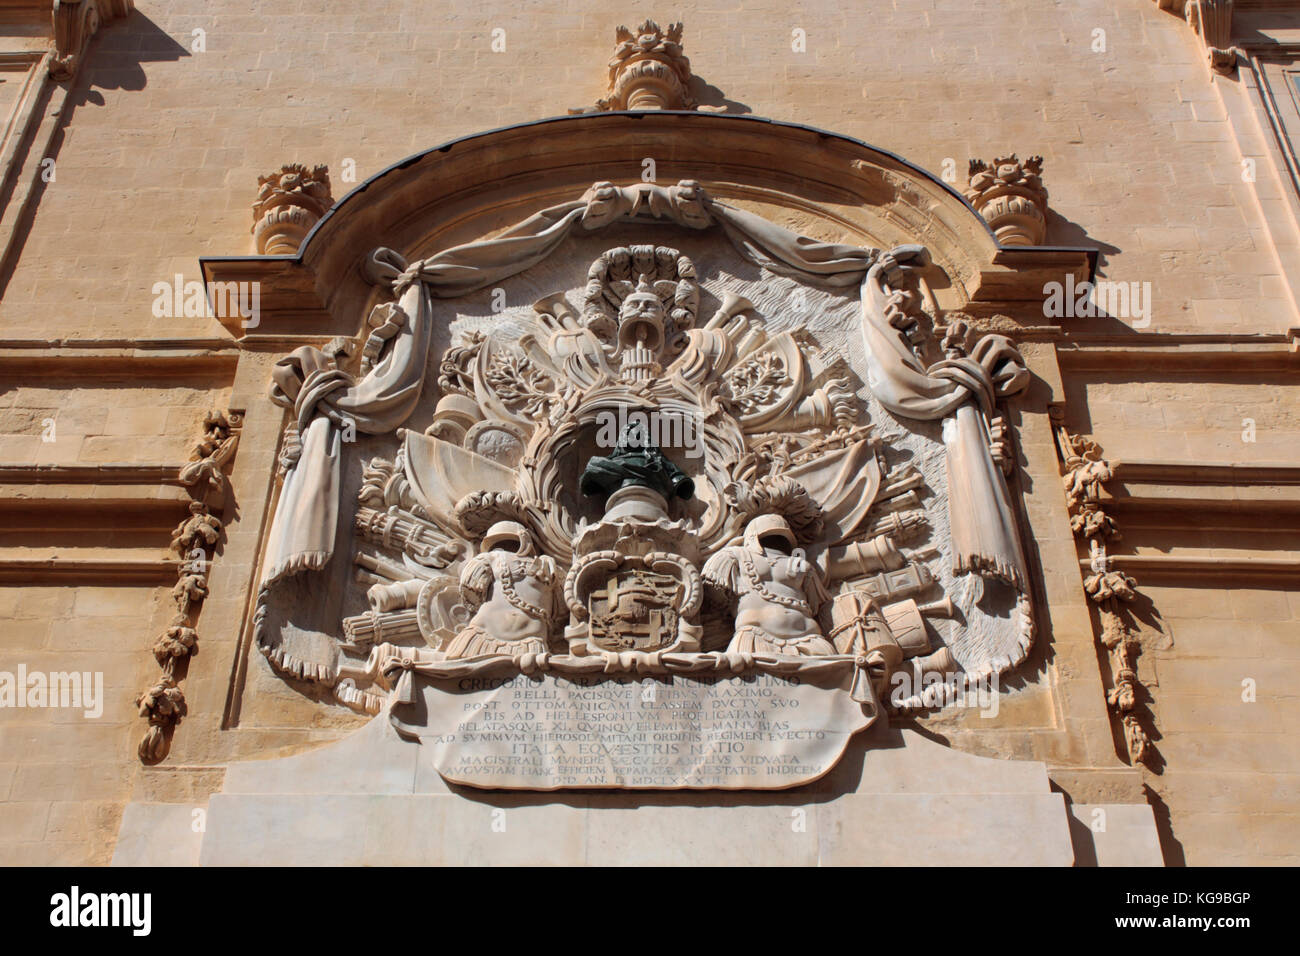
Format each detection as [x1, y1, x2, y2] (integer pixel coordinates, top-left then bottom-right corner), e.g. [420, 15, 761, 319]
[587, 569, 681, 651]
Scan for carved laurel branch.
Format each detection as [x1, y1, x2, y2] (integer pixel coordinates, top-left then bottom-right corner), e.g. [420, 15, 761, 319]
[1050, 408, 1155, 768]
[484, 352, 559, 419]
[136, 410, 241, 764]
[722, 352, 792, 415]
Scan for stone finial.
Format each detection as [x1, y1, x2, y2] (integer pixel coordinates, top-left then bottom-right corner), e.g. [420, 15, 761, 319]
[51, 0, 135, 80]
[965, 155, 1048, 246]
[582, 19, 696, 112]
[251, 164, 333, 255]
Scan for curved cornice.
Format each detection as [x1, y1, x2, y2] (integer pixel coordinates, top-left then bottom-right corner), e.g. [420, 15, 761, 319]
[202, 112, 1092, 339]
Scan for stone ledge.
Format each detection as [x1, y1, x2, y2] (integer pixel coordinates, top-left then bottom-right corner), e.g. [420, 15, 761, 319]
[1078, 554, 1300, 584]
[0, 557, 179, 584]
[1106, 460, 1300, 515]
[0, 463, 184, 481]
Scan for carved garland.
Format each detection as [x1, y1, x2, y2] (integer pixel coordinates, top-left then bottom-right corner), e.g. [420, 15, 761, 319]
[135, 410, 241, 763]
[1050, 408, 1156, 767]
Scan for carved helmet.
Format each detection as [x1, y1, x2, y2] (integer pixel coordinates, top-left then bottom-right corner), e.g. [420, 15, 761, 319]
[481, 520, 535, 556]
[743, 513, 797, 552]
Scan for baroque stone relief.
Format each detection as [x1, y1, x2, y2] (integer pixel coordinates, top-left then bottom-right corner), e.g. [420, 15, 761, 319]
[252, 180, 1034, 785]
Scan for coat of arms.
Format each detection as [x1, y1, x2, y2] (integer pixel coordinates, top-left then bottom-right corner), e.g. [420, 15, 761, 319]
[252, 181, 1034, 787]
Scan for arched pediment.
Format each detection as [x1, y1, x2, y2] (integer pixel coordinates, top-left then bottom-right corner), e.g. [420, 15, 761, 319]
[203, 112, 1090, 340]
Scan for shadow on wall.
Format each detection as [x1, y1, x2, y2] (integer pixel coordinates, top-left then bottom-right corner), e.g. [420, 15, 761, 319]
[689, 74, 752, 115]
[0, 10, 188, 297]
[1047, 209, 1121, 276]
[1144, 784, 1188, 866]
[1041, 209, 1157, 339]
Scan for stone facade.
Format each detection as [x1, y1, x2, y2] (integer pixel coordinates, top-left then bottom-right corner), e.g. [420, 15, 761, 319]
[0, 1, 1296, 867]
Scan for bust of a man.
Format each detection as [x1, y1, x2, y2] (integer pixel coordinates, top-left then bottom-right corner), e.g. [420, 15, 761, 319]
[580, 422, 694, 502]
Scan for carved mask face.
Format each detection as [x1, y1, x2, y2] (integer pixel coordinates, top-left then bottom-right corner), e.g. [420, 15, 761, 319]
[617, 288, 668, 352]
[619, 291, 666, 325]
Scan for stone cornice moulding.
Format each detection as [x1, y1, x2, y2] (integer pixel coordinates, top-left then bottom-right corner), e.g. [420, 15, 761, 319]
[0, 338, 237, 349]
[0, 557, 180, 584]
[50, 0, 133, 81]
[0, 344, 238, 382]
[1056, 336, 1299, 371]
[1078, 554, 1300, 584]
[0, 463, 190, 487]
[0, 464, 195, 517]
[1111, 459, 1300, 484]
[200, 113, 1094, 342]
[1103, 459, 1300, 517]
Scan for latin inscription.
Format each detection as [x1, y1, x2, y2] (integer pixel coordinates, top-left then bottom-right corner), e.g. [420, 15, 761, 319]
[420, 672, 874, 790]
